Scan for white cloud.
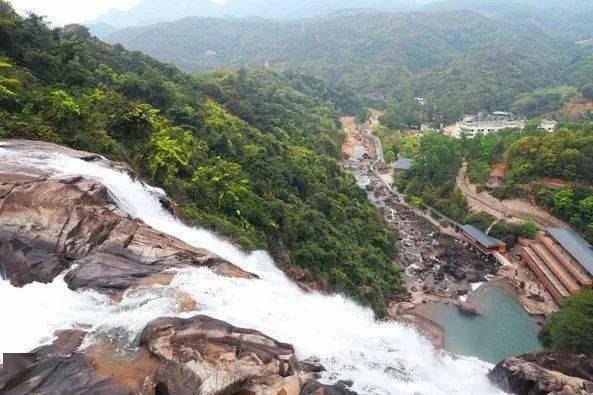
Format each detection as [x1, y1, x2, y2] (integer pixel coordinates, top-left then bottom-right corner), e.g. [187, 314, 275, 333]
[9, 0, 142, 25]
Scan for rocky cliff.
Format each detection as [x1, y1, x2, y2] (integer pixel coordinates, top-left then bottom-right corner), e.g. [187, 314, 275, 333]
[0, 140, 353, 395]
[489, 353, 593, 395]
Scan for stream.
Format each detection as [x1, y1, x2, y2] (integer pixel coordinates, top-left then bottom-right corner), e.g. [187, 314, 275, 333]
[342, 117, 542, 366]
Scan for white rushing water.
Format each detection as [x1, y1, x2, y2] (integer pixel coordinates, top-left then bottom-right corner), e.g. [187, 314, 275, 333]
[0, 147, 502, 394]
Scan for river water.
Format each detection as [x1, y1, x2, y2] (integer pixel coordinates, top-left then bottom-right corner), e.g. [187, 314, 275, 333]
[415, 285, 542, 364]
[0, 145, 504, 394]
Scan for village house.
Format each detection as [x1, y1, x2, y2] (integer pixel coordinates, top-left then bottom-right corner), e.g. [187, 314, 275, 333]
[393, 157, 414, 176]
[460, 224, 507, 254]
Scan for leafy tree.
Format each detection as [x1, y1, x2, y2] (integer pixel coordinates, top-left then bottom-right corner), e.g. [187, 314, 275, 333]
[0, 58, 19, 97]
[413, 132, 461, 184]
[147, 126, 206, 184]
[519, 219, 539, 239]
[540, 290, 593, 356]
[410, 196, 424, 208]
[467, 161, 491, 184]
[384, 150, 396, 163]
[381, 96, 421, 129]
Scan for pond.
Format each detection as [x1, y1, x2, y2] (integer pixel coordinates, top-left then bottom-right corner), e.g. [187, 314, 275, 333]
[414, 284, 543, 364]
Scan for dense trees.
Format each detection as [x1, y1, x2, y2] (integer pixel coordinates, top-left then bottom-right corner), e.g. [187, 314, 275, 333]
[499, 124, 593, 241]
[380, 96, 421, 129]
[399, 132, 469, 220]
[0, 1, 403, 314]
[540, 290, 593, 356]
[107, 9, 580, 119]
[511, 86, 578, 119]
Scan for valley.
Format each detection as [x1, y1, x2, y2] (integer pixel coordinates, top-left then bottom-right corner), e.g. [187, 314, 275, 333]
[339, 113, 559, 362]
[2, 0, 593, 393]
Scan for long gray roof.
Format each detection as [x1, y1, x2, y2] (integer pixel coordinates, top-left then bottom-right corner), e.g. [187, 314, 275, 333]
[394, 157, 414, 170]
[461, 224, 505, 248]
[547, 228, 593, 276]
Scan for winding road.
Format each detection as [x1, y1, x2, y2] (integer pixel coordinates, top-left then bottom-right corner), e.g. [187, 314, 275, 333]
[456, 162, 568, 229]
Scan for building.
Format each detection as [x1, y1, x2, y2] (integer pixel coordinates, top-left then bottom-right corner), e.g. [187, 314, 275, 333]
[393, 157, 414, 176]
[486, 163, 506, 189]
[541, 119, 557, 132]
[442, 112, 557, 139]
[458, 112, 525, 138]
[546, 228, 593, 286]
[519, 228, 593, 306]
[460, 224, 507, 254]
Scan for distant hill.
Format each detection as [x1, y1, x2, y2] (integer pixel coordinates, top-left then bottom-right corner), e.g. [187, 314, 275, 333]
[421, 0, 593, 41]
[107, 10, 578, 105]
[88, 0, 432, 36]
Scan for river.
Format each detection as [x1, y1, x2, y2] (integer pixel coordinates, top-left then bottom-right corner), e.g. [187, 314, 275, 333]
[0, 144, 503, 394]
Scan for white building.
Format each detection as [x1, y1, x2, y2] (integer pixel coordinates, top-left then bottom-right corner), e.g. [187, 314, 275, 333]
[443, 112, 557, 138]
[541, 119, 557, 132]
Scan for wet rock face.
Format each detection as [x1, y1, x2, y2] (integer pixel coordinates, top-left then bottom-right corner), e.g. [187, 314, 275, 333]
[1, 315, 339, 395]
[0, 141, 357, 394]
[139, 315, 300, 394]
[0, 166, 254, 297]
[0, 330, 132, 395]
[489, 355, 593, 395]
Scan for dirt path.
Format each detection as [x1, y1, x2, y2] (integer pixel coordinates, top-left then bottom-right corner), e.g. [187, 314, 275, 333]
[456, 162, 568, 229]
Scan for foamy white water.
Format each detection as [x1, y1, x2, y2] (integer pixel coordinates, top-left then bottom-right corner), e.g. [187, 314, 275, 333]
[0, 147, 502, 394]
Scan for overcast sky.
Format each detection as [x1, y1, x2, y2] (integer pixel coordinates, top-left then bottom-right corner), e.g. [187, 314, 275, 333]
[9, 0, 143, 25]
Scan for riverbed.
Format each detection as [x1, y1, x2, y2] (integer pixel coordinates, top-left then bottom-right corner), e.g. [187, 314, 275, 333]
[414, 284, 542, 363]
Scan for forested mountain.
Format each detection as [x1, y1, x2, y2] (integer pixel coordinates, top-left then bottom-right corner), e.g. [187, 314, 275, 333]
[106, 9, 581, 120]
[0, 0, 402, 313]
[88, 0, 431, 35]
[422, 0, 593, 41]
[89, 0, 593, 44]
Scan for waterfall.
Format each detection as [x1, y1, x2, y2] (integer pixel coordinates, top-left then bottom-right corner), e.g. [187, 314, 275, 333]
[0, 147, 502, 394]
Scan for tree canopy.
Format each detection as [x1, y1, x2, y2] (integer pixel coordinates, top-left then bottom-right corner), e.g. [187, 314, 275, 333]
[540, 290, 593, 356]
[0, 1, 403, 314]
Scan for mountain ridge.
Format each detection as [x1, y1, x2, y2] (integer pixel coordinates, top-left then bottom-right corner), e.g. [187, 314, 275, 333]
[105, 9, 581, 116]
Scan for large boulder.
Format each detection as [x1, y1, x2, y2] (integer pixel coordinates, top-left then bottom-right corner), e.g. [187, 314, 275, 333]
[138, 315, 301, 394]
[0, 141, 255, 297]
[489, 355, 593, 394]
[1, 315, 344, 395]
[0, 330, 133, 395]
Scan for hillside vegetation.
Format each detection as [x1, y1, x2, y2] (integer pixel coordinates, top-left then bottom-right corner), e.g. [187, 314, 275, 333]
[423, 0, 593, 41]
[0, 1, 403, 313]
[106, 9, 587, 122]
[88, 0, 428, 32]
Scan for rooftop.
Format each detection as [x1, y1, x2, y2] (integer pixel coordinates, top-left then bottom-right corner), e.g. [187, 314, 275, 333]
[461, 224, 505, 249]
[490, 163, 506, 178]
[394, 157, 414, 170]
[547, 228, 593, 276]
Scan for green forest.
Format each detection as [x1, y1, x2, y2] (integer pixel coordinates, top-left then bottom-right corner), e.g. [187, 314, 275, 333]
[379, 120, 593, 244]
[106, 8, 593, 124]
[0, 1, 404, 314]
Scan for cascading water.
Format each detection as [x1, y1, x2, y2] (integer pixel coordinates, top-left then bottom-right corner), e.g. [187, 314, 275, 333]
[0, 146, 502, 394]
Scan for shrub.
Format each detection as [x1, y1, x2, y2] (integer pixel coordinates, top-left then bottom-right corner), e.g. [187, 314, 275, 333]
[519, 219, 539, 239]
